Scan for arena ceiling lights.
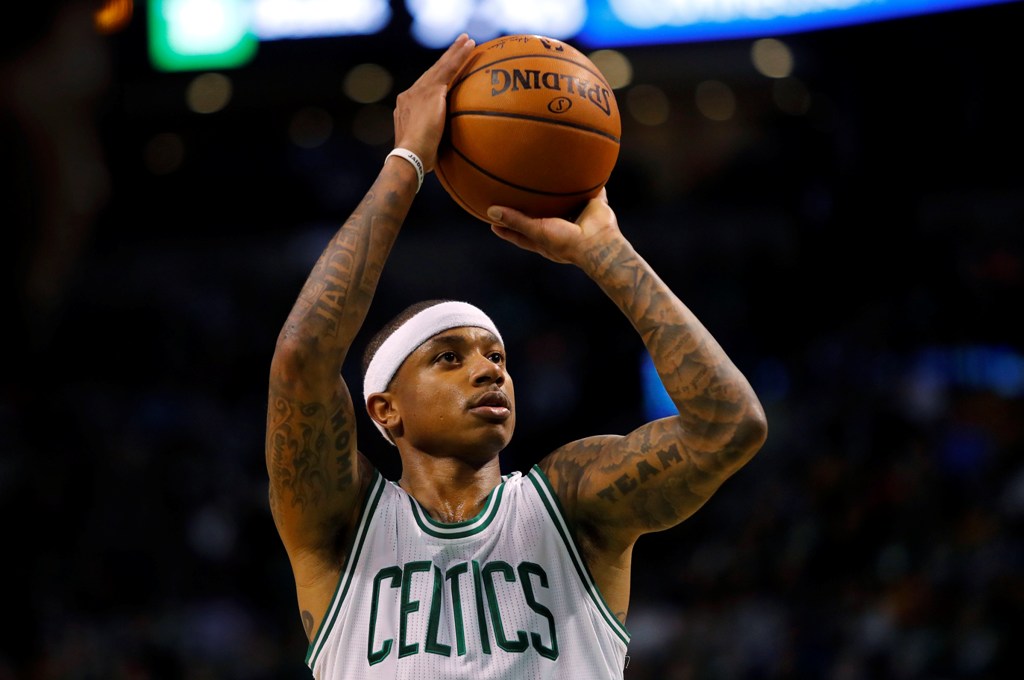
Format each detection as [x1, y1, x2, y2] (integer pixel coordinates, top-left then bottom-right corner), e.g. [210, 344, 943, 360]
[147, 0, 1013, 72]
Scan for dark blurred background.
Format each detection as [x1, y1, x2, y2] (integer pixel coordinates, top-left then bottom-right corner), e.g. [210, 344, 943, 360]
[3, 1, 1023, 678]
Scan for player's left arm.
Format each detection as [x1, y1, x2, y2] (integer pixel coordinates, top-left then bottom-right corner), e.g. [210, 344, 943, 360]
[488, 191, 768, 541]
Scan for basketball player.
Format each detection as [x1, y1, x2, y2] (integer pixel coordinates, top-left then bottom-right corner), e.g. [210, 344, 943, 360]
[266, 34, 768, 679]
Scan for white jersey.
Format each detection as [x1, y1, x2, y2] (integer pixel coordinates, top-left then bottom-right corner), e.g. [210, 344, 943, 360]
[305, 465, 630, 679]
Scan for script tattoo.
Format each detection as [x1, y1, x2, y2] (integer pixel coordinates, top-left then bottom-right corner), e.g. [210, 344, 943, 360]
[268, 394, 356, 519]
[268, 167, 413, 537]
[266, 159, 423, 646]
[288, 189, 405, 342]
[293, 201, 373, 340]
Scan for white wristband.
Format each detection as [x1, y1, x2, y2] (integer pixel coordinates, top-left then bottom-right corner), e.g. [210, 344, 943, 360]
[387, 147, 424, 193]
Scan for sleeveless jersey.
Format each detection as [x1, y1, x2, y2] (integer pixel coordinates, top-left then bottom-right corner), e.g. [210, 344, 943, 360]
[305, 465, 630, 679]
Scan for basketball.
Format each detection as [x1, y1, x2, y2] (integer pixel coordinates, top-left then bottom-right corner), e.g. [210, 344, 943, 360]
[436, 34, 621, 224]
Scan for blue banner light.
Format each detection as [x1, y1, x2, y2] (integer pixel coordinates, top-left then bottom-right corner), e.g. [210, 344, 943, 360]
[577, 0, 1019, 46]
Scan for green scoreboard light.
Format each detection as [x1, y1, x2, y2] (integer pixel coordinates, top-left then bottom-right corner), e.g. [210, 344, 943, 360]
[148, 0, 258, 72]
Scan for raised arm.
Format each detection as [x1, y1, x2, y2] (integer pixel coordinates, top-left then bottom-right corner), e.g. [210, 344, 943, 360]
[266, 35, 476, 566]
[488, 191, 768, 543]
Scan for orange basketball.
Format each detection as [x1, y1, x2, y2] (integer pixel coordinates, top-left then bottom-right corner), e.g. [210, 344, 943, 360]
[436, 34, 621, 224]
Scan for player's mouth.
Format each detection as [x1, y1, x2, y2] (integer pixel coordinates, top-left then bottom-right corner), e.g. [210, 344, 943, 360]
[468, 390, 512, 421]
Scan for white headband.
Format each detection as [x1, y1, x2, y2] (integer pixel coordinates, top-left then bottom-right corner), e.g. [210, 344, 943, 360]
[363, 301, 503, 444]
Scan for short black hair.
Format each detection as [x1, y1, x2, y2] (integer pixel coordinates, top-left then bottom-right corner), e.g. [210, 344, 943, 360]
[360, 299, 454, 387]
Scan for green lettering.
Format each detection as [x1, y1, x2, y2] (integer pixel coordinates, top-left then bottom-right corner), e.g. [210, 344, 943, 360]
[472, 560, 492, 654]
[425, 565, 451, 656]
[446, 563, 470, 656]
[518, 562, 559, 660]
[399, 561, 431, 657]
[483, 561, 529, 653]
[368, 566, 401, 665]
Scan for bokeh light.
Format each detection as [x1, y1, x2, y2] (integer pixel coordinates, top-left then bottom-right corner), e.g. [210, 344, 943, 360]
[627, 84, 670, 126]
[94, 0, 133, 34]
[751, 38, 794, 79]
[185, 72, 233, 114]
[695, 79, 736, 121]
[343, 63, 393, 104]
[589, 49, 633, 90]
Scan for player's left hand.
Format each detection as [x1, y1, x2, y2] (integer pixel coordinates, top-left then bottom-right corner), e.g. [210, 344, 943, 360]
[487, 188, 623, 266]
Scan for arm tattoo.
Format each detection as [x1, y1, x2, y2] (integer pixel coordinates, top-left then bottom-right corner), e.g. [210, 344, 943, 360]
[267, 164, 415, 638]
[289, 189, 405, 343]
[587, 239, 751, 447]
[267, 395, 354, 511]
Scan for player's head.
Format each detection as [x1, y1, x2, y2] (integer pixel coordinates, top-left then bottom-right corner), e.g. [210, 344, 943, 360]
[362, 300, 514, 453]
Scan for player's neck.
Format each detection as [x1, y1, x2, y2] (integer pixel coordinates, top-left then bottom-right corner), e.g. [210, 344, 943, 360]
[397, 455, 502, 524]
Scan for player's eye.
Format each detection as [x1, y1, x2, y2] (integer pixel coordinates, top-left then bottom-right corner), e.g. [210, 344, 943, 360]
[437, 351, 458, 363]
[488, 352, 504, 364]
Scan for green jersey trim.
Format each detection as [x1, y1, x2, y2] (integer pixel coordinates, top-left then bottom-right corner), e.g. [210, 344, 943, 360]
[306, 469, 387, 669]
[526, 465, 631, 645]
[405, 474, 511, 539]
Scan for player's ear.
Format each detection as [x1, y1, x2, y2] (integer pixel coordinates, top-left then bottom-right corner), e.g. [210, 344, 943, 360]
[366, 393, 400, 431]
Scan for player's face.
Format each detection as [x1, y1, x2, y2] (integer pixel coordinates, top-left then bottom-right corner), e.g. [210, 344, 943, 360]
[389, 327, 515, 457]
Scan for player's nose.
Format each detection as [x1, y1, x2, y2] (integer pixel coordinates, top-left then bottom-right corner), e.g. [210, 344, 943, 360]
[470, 353, 504, 386]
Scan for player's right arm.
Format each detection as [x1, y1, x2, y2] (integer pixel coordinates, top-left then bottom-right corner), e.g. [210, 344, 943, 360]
[264, 158, 411, 640]
[265, 33, 477, 639]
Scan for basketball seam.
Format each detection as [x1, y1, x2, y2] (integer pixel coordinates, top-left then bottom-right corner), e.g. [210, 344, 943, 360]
[450, 53, 613, 95]
[450, 110, 620, 144]
[448, 145, 608, 197]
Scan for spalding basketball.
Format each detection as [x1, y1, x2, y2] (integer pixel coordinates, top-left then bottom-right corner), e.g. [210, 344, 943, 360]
[436, 34, 621, 224]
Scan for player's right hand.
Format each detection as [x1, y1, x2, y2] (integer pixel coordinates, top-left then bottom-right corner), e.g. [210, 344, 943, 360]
[392, 33, 476, 172]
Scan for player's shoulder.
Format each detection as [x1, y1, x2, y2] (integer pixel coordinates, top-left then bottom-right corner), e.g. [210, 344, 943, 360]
[533, 434, 621, 513]
[537, 433, 620, 476]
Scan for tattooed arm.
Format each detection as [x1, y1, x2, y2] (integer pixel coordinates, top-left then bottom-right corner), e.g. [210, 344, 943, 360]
[265, 34, 476, 639]
[488, 190, 768, 620]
